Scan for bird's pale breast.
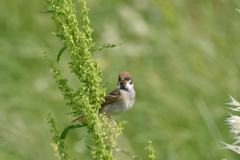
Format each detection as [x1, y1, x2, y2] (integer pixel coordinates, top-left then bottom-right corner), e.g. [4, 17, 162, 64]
[101, 89, 135, 116]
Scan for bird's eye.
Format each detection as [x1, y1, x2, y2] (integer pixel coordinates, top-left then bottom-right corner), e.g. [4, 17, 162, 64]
[125, 77, 129, 81]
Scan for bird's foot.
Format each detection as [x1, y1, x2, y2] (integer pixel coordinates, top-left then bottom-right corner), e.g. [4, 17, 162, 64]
[107, 116, 117, 126]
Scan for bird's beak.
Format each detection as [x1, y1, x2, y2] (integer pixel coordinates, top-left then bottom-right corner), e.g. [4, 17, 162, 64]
[120, 80, 127, 84]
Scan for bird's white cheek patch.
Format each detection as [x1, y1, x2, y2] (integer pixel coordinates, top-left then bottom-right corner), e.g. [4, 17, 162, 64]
[126, 81, 133, 89]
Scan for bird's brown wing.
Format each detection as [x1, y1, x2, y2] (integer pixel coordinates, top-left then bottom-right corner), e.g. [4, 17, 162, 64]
[101, 89, 121, 107]
[71, 89, 121, 122]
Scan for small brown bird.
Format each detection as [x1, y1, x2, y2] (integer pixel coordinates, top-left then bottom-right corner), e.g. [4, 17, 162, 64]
[71, 71, 135, 124]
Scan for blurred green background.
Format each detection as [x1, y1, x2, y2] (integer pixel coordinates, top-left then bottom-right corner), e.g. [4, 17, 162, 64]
[1, 0, 240, 159]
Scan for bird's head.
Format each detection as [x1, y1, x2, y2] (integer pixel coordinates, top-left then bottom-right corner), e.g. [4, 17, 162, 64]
[117, 71, 133, 90]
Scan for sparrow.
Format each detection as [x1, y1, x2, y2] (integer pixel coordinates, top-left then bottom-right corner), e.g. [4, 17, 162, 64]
[71, 71, 135, 124]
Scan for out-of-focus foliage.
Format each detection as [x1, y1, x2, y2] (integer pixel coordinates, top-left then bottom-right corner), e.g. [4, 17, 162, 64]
[1, 0, 240, 159]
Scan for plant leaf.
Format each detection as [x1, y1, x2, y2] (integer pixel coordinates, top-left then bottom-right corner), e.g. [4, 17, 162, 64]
[85, 144, 94, 150]
[80, 129, 91, 142]
[99, 81, 110, 88]
[65, 111, 76, 115]
[57, 46, 67, 62]
[90, 44, 122, 53]
[81, 80, 92, 84]
[60, 124, 86, 140]
[40, 10, 54, 13]
[52, 32, 65, 39]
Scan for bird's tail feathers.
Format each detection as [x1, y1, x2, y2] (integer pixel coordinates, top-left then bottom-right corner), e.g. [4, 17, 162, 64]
[70, 114, 84, 123]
